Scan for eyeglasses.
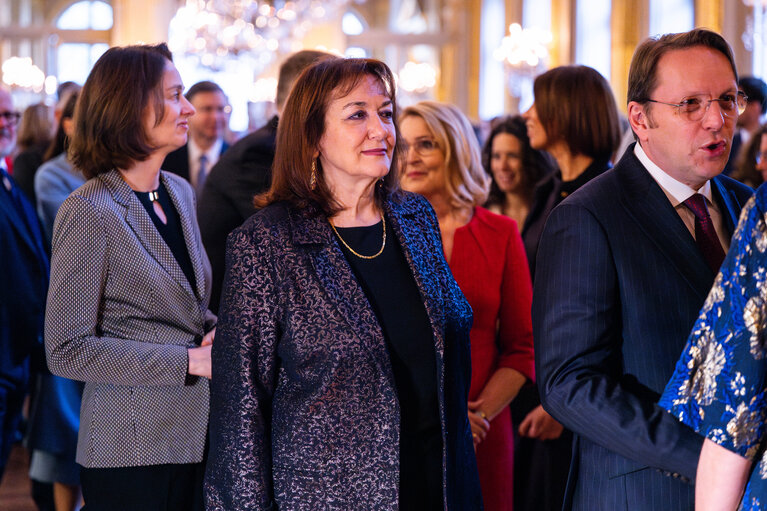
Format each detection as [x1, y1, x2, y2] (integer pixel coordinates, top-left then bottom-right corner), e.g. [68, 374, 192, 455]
[644, 92, 747, 122]
[401, 138, 439, 156]
[757, 151, 767, 165]
[0, 111, 20, 125]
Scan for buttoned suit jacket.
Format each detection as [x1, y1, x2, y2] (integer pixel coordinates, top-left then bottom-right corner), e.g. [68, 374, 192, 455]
[45, 169, 215, 468]
[532, 145, 753, 510]
[205, 192, 482, 510]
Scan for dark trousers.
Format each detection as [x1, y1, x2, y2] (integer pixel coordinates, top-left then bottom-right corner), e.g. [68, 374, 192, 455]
[80, 462, 205, 511]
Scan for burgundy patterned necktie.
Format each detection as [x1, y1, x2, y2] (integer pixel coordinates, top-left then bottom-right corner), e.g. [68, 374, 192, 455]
[683, 193, 726, 273]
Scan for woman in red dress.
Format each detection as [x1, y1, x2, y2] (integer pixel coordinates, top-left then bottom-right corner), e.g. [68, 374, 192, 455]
[400, 101, 535, 511]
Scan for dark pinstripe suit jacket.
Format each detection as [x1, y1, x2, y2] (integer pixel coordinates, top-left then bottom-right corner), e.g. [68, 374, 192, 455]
[45, 169, 215, 468]
[532, 146, 753, 510]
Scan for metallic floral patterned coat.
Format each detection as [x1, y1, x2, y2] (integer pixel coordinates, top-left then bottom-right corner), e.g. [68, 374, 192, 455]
[204, 191, 482, 510]
[661, 183, 767, 511]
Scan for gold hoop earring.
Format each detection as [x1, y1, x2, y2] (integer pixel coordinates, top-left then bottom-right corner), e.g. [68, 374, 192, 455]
[310, 159, 317, 190]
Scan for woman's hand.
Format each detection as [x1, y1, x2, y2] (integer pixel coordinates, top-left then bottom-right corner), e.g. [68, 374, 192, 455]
[518, 404, 564, 440]
[188, 345, 212, 379]
[202, 327, 216, 346]
[468, 399, 491, 446]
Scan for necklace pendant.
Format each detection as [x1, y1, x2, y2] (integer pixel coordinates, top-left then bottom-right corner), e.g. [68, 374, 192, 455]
[148, 190, 160, 202]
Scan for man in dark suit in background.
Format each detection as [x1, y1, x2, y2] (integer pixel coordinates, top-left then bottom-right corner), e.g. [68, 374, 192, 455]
[162, 80, 230, 195]
[533, 29, 753, 510]
[0, 86, 49, 479]
[198, 50, 331, 313]
[724, 76, 767, 175]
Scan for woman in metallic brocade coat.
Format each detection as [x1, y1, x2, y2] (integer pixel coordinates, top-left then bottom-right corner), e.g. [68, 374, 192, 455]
[204, 58, 482, 510]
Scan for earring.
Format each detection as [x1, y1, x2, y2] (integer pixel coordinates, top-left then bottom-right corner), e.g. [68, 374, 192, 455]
[310, 159, 317, 190]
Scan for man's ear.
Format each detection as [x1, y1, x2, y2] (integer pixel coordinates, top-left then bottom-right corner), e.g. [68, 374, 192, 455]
[628, 101, 651, 143]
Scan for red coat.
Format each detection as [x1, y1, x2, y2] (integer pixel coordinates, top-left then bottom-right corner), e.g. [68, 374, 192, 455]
[449, 206, 535, 511]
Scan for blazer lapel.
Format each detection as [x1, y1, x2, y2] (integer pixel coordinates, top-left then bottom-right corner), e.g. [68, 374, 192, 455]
[162, 172, 207, 301]
[616, 149, 713, 301]
[100, 170, 195, 298]
[291, 207, 391, 365]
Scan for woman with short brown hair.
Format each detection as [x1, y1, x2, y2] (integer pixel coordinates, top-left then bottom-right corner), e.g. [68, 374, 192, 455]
[45, 43, 215, 510]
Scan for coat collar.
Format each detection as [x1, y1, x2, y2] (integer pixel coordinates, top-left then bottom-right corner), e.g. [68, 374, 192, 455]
[616, 144, 739, 300]
[98, 169, 205, 303]
[286, 191, 445, 364]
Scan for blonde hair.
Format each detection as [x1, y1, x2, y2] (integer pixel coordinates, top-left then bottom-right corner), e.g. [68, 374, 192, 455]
[401, 101, 489, 209]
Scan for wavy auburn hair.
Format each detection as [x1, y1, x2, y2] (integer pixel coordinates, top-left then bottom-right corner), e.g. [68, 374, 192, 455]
[256, 58, 401, 217]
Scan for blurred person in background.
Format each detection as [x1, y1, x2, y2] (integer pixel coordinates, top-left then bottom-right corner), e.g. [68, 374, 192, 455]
[162, 80, 230, 196]
[731, 124, 767, 188]
[0, 85, 49, 484]
[26, 91, 84, 511]
[13, 102, 53, 205]
[482, 115, 554, 230]
[724, 76, 767, 175]
[400, 101, 535, 511]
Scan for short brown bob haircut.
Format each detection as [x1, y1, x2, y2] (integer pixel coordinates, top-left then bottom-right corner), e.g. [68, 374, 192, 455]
[69, 43, 173, 179]
[258, 58, 401, 218]
[533, 65, 621, 162]
[628, 28, 737, 110]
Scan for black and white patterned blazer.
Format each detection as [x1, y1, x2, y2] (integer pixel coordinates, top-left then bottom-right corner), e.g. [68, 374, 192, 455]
[45, 169, 215, 468]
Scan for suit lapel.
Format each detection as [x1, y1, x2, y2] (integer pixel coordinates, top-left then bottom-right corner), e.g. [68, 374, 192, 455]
[100, 170, 196, 299]
[616, 150, 713, 301]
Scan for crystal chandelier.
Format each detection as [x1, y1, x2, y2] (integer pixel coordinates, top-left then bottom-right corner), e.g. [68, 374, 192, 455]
[493, 23, 552, 97]
[169, 0, 358, 71]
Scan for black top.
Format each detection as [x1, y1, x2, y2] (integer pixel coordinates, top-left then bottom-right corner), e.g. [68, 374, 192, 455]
[522, 157, 611, 279]
[334, 218, 443, 510]
[134, 183, 196, 290]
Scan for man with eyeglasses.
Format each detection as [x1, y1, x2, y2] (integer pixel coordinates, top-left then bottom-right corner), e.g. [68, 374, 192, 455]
[0, 85, 49, 479]
[532, 29, 753, 510]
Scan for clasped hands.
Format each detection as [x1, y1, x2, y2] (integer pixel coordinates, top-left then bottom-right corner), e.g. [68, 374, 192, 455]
[188, 327, 215, 379]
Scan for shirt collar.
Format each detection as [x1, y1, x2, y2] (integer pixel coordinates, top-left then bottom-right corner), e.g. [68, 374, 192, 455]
[634, 143, 712, 206]
[188, 137, 223, 162]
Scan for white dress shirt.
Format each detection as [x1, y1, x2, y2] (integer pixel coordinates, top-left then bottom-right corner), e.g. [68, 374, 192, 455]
[634, 143, 730, 251]
[188, 138, 223, 189]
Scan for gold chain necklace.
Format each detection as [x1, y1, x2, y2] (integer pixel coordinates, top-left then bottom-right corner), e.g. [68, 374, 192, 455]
[330, 213, 386, 259]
